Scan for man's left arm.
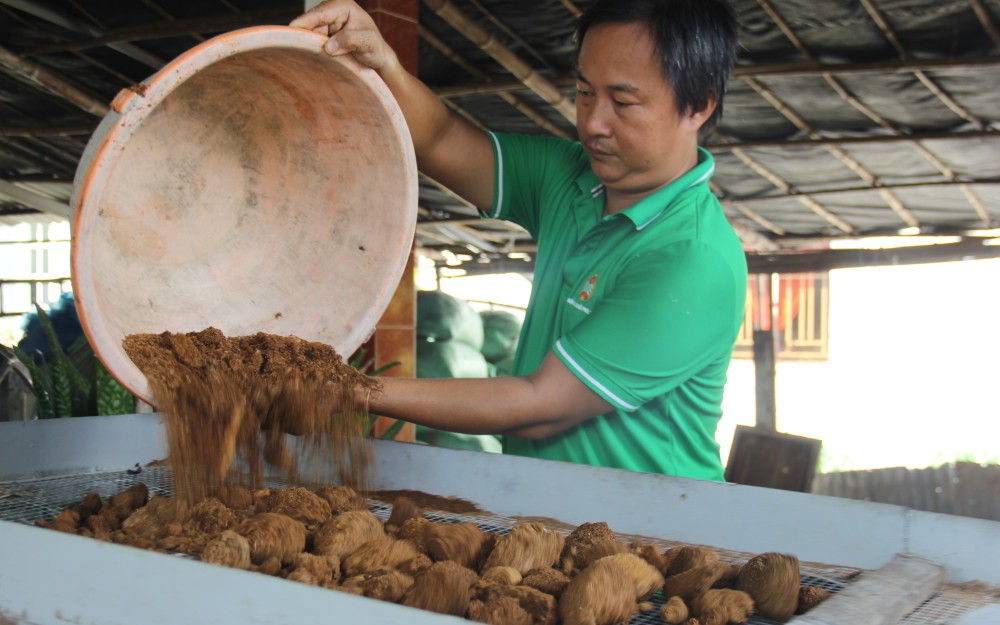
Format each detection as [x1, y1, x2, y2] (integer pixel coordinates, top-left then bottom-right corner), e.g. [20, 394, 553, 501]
[368, 351, 612, 439]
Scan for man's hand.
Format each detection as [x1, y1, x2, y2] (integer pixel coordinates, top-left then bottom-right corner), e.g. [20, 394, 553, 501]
[290, 0, 398, 71]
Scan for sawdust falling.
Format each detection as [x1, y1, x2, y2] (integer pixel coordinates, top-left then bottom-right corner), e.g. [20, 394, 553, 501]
[122, 328, 380, 508]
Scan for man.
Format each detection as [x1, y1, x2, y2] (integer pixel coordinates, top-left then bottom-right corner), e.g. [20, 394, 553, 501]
[291, 0, 746, 480]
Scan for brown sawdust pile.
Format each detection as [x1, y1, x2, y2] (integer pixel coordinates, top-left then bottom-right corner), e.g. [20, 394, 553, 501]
[122, 328, 381, 509]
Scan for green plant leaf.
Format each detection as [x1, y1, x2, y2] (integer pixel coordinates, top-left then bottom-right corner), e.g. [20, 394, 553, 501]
[95, 360, 135, 415]
[11, 345, 33, 369]
[369, 360, 401, 377]
[66, 332, 89, 355]
[14, 346, 54, 419]
[35, 304, 93, 394]
[348, 347, 369, 369]
[378, 419, 406, 441]
[33, 304, 74, 417]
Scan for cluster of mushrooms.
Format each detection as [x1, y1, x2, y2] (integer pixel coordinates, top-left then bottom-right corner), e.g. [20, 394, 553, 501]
[38, 483, 831, 625]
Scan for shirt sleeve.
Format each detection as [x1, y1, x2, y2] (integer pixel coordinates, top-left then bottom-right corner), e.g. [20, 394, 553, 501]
[554, 240, 743, 412]
[484, 131, 586, 239]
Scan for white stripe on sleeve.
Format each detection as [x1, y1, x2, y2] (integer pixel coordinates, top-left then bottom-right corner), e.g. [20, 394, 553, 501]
[555, 340, 639, 411]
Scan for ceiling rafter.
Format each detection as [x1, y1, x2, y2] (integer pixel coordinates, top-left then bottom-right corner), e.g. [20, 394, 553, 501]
[415, 26, 558, 254]
[851, 0, 993, 225]
[422, 0, 576, 124]
[754, 0, 993, 227]
[0, 44, 108, 117]
[0, 0, 165, 69]
[958, 185, 994, 225]
[140, 0, 207, 44]
[968, 0, 1000, 47]
[0, 137, 75, 178]
[420, 26, 571, 139]
[752, 0, 919, 228]
[23, 8, 298, 56]
[708, 180, 785, 247]
[727, 199, 787, 237]
[442, 98, 488, 131]
[557, 0, 581, 19]
[466, 0, 558, 73]
[731, 147, 856, 233]
[2, 4, 139, 89]
[731, 177, 1000, 202]
[708, 129, 998, 150]
[432, 55, 1000, 99]
[857, 0, 984, 128]
[0, 180, 69, 217]
[0, 124, 93, 137]
[417, 173, 511, 255]
[0, 0, 995, 265]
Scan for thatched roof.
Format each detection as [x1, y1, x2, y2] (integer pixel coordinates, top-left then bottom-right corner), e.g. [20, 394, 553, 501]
[1, 0, 998, 273]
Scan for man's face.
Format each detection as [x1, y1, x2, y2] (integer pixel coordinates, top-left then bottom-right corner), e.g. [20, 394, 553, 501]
[576, 22, 711, 199]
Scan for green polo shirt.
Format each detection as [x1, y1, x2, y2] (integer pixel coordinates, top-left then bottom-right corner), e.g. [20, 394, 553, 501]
[484, 131, 747, 480]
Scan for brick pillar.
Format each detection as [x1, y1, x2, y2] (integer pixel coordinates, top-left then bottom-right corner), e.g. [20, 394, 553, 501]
[357, 0, 418, 442]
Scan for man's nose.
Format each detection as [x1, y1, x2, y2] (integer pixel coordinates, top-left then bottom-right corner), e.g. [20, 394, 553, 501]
[579, 98, 613, 137]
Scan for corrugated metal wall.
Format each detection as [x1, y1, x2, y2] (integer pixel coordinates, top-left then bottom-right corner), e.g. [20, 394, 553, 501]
[812, 462, 1000, 522]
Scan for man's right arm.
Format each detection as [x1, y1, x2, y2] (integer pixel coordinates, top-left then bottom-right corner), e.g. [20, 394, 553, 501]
[291, 0, 495, 211]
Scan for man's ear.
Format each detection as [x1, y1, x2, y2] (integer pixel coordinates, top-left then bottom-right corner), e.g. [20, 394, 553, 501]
[685, 95, 718, 132]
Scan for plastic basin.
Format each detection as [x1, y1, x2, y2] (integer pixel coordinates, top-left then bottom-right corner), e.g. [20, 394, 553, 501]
[71, 26, 418, 406]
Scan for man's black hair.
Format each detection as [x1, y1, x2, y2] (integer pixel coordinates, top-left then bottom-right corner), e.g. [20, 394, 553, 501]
[576, 0, 738, 133]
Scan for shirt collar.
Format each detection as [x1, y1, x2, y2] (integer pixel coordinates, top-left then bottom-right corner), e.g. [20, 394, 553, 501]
[576, 148, 716, 231]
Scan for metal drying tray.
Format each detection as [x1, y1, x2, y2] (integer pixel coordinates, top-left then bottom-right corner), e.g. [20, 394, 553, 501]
[1, 415, 998, 625]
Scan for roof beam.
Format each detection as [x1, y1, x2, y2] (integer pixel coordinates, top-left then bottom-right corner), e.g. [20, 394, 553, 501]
[969, 0, 1000, 48]
[748, 2, 919, 228]
[423, 238, 1000, 275]
[0, 44, 109, 117]
[753, 0, 985, 228]
[707, 129, 999, 150]
[746, 238, 1000, 273]
[558, 0, 582, 18]
[420, 26, 571, 139]
[731, 147, 856, 234]
[850, 0, 993, 225]
[464, 0, 557, 73]
[0, 180, 70, 218]
[432, 56, 1000, 99]
[857, 0, 984, 129]
[724, 177, 1000, 203]
[23, 8, 298, 56]
[0, 124, 94, 137]
[0, 0, 164, 69]
[0, 137, 76, 178]
[422, 0, 576, 124]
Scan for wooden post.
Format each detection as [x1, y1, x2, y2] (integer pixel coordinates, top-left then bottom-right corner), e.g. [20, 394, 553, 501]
[357, 0, 418, 442]
[753, 273, 777, 431]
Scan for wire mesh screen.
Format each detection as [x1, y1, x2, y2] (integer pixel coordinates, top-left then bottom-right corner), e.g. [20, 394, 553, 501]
[1, 466, 994, 625]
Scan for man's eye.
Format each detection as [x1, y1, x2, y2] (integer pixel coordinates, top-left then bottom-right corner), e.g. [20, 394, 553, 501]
[576, 87, 593, 97]
[614, 100, 634, 108]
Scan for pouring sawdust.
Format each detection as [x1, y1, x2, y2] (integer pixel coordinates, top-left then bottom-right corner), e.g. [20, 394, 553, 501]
[122, 328, 380, 508]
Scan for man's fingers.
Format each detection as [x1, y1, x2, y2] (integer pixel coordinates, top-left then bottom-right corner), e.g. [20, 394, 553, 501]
[289, 0, 349, 33]
[324, 29, 387, 66]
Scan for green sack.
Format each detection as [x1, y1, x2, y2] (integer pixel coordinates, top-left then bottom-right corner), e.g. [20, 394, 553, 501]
[480, 310, 522, 363]
[417, 339, 490, 379]
[490, 353, 516, 377]
[417, 290, 484, 350]
[415, 426, 503, 453]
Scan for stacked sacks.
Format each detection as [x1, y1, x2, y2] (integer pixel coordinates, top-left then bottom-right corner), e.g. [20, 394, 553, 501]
[415, 290, 501, 453]
[479, 310, 522, 377]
